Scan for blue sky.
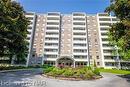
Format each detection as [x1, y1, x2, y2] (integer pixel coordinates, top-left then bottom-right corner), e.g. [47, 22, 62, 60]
[18, 0, 110, 14]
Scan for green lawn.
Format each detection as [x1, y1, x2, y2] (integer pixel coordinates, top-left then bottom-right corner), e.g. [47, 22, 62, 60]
[99, 69, 130, 75]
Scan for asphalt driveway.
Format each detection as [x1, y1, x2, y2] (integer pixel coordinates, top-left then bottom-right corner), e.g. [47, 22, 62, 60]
[0, 69, 130, 87]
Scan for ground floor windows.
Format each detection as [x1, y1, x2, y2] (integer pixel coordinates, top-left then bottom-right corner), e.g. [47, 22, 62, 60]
[44, 60, 88, 67]
[44, 61, 55, 66]
[105, 62, 116, 67]
[74, 55, 87, 59]
[75, 62, 87, 67]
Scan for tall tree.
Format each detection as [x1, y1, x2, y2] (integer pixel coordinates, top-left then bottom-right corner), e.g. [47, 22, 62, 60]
[105, 0, 130, 60]
[0, 0, 29, 64]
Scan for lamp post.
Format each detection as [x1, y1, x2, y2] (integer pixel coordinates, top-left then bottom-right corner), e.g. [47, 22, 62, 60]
[114, 45, 121, 69]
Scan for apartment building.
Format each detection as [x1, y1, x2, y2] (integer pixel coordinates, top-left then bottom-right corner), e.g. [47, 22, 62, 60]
[87, 15, 102, 67]
[72, 13, 89, 67]
[31, 12, 129, 68]
[32, 12, 89, 67]
[33, 14, 46, 57]
[25, 12, 36, 66]
[97, 13, 119, 68]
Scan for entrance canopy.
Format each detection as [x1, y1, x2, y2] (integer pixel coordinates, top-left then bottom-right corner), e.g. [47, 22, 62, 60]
[56, 56, 74, 67]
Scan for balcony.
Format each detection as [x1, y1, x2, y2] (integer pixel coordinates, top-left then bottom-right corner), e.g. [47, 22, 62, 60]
[45, 34, 59, 38]
[73, 41, 87, 44]
[46, 29, 59, 33]
[44, 51, 58, 55]
[103, 53, 112, 56]
[44, 40, 59, 43]
[47, 20, 59, 22]
[73, 53, 87, 55]
[73, 46, 87, 49]
[44, 45, 59, 48]
[73, 30, 86, 33]
[73, 35, 87, 38]
[46, 24, 59, 27]
[101, 36, 108, 38]
[73, 25, 86, 27]
[103, 47, 114, 50]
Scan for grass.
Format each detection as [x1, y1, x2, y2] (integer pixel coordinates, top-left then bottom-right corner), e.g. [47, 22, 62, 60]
[99, 69, 130, 75]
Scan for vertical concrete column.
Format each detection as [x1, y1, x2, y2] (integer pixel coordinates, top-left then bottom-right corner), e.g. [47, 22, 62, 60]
[73, 60, 76, 68]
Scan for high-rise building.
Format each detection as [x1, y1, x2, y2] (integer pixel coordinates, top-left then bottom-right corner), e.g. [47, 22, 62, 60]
[97, 13, 119, 68]
[87, 15, 102, 67]
[28, 12, 130, 68]
[25, 12, 36, 66]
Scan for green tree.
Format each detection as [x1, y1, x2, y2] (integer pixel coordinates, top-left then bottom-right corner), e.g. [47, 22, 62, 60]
[0, 0, 29, 64]
[105, 0, 130, 60]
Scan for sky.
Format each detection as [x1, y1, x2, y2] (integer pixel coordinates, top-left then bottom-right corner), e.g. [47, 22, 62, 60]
[18, 0, 110, 14]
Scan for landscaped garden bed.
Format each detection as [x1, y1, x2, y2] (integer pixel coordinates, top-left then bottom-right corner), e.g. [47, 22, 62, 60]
[43, 65, 102, 80]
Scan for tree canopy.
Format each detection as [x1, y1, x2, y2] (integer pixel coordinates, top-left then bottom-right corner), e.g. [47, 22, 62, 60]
[0, 0, 29, 63]
[105, 0, 130, 60]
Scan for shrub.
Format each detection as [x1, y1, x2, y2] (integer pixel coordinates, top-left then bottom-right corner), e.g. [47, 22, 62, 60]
[63, 68, 74, 77]
[42, 64, 52, 69]
[43, 66, 101, 80]
[49, 67, 65, 76]
[93, 68, 100, 75]
[85, 70, 95, 79]
[44, 66, 54, 73]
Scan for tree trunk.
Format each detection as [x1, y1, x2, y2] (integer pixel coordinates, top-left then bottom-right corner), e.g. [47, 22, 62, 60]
[11, 55, 16, 65]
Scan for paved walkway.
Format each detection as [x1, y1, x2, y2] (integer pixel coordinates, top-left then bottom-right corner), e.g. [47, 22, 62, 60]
[0, 69, 130, 87]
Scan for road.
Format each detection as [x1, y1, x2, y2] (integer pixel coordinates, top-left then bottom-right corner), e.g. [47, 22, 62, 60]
[0, 69, 130, 87]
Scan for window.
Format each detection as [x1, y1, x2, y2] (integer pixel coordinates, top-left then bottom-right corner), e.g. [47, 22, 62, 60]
[73, 18, 85, 21]
[73, 22, 85, 25]
[99, 18, 111, 21]
[73, 38, 86, 41]
[74, 55, 87, 59]
[105, 62, 115, 66]
[44, 55, 57, 58]
[47, 17, 59, 20]
[46, 27, 59, 30]
[73, 13, 85, 16]
[97, 62, 100, 65]
[45, 37, 58, 40]
[89, 55, 92, 59]
[44, 49, 58, 52]
[73, 33, 86, 35]
[102, 38, 109, 41]
[46, 32, 58, 35]
[96, 56, 99, 59]
[74, 49, 87, 53]
[100, 23, 111, 26]
[101, 33, 108, 36]
[47, 22, 59, 25]
[95, 39, 97, 42]
[73, 27, 85, 30]
[73, 43, 86, 47]
[45, 43, 58, 46]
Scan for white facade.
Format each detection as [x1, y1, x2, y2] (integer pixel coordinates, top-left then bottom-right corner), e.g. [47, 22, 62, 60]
[97, 13, 119, 68]
[72, 13, 89, 66]
[43, 12, 61, 63]
[25, 12, 36, 66]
